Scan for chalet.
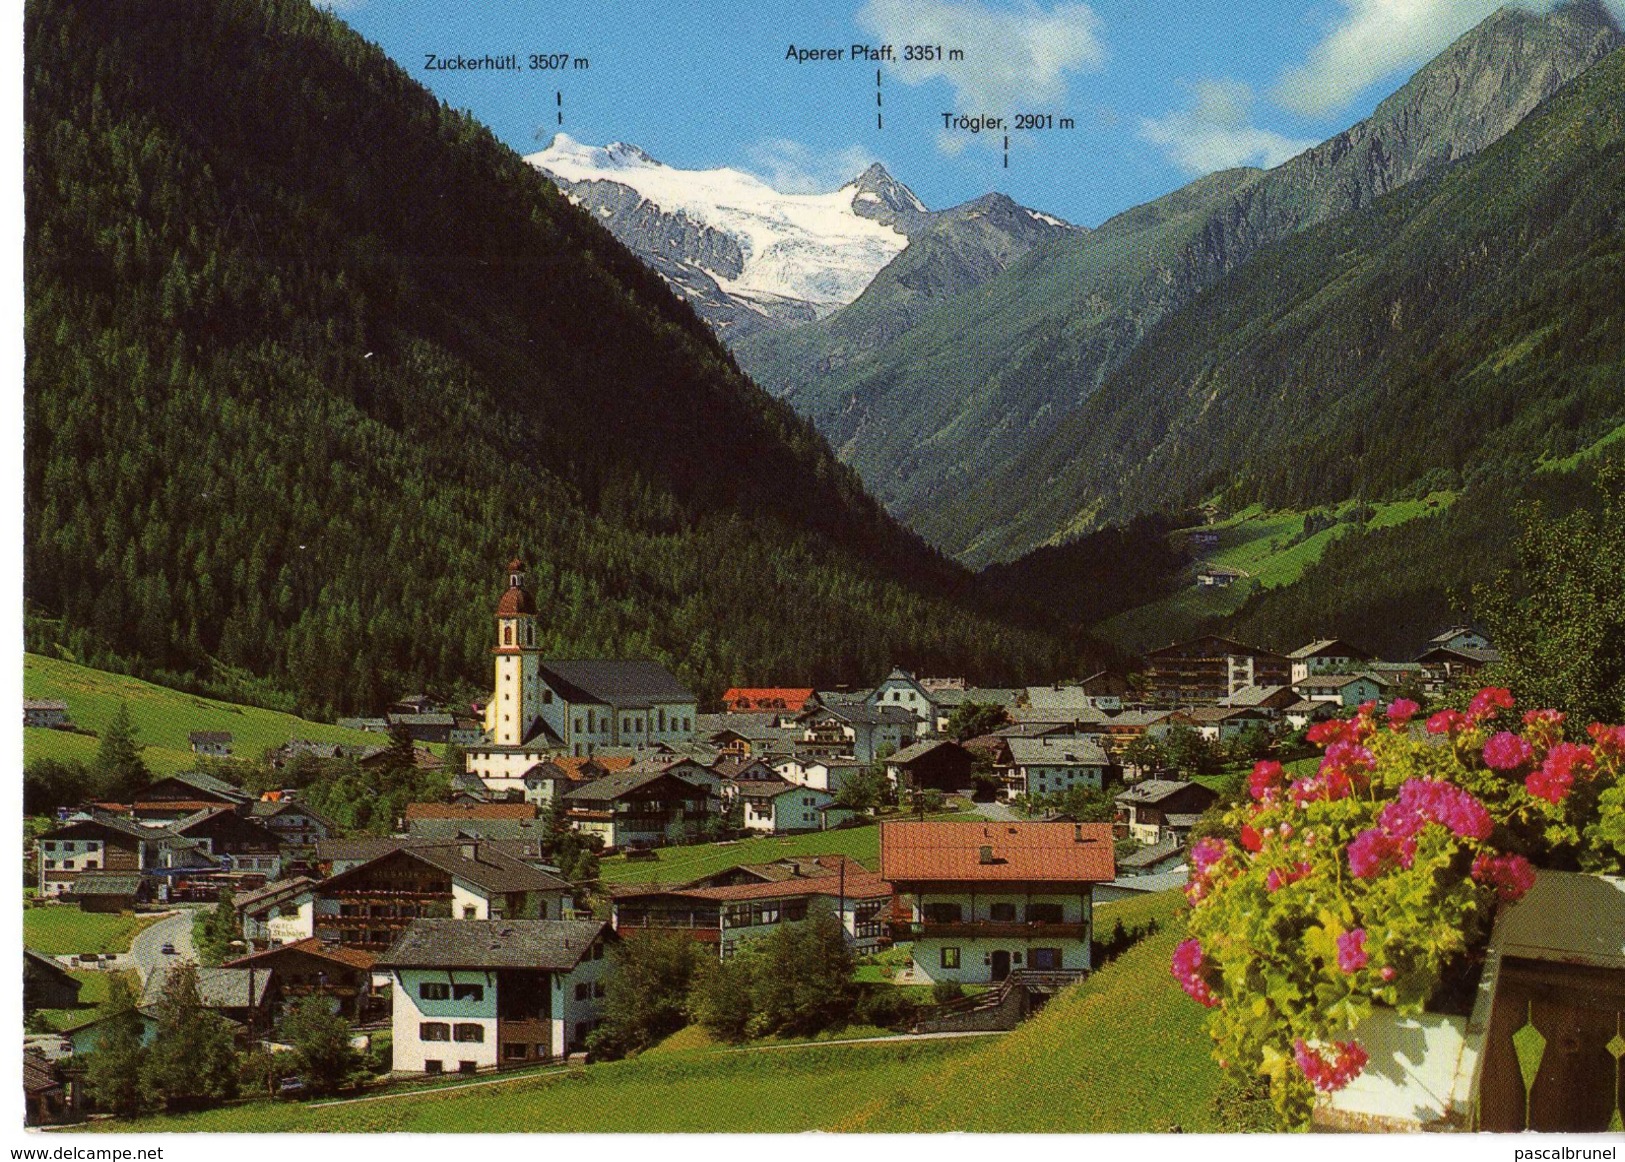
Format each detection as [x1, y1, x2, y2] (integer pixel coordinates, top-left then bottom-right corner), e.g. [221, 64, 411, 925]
[385, 712, 456, 744]
[312, 841, 574, 950]
[611, 861, 893, 958]
[235, 876, 319, 948]
[449, 716, 485, 746]
[356, 744, 441, 771]
[170, 807, 284, 877]
[1294, 672, 1390, 709]
[737, 781, 837, 834]
[1185, 706, 1275, 742]
[246, 799, 336, 850]
[775, 756, 867, 796]
[187, 731, 233, 757]
[885, 739, 974, 795]
[865, 669, 940, 733]
[714, 755, 781, 794]
[1284, 698, 1340, 732]
[1287, 639, 1372, 685]
[1418, 646, 1502, 696]
[24, 949, 82, 1012]
[380, 918, 613, 1070]
[1114, 780, 1219, 845]
[1144, 636, 1291, 706]
[336, 717, 390, 733]
[63, 873, 147, 912]
[795, 701, 913, 763]
[23, 1051, 68, 1128]
[518, 754, 636, 807]
[1195, 565, 1243, 588]
[23, 699, 69, 729]
[314, 836, 410, 875]
[879, 822, 1115, 984]
[719, 687, 815, 714]
[1426, 625, 1493, 654]
[1218, 684, 1300, 716]
[223, 938, 378, 1022]
[132, 771, 254, 820]
[1001, 736, 1117, 801]
[391, 694, 439, 716]
[561, 767, 715, 850]
[140, 964, 278, 1033]
[36, 811, 208, 898]
[695, 712, 801, 759]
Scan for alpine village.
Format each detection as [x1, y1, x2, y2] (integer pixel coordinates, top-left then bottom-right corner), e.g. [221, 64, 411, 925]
[18, 0, 1625, 1138]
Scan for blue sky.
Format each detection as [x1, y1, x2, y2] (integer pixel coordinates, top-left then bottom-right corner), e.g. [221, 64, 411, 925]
[329, 0, 1617, 227]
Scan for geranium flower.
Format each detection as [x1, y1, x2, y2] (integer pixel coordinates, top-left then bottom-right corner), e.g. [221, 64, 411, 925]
[1587, 723, 1625, 760]
[1293, 1039, 1369, 1091]
[1471, 852, 1536, 903]
[1526, 742, 1592, 804]
[1386, 698, 1420, 730]
[1248, 760, 1284, 801]
[1171, 939, 1219, 1007]
[1336, 929, 1369, 973]
[1467, 686, 1515, 724]
[1482, 731, 1535, 771]
[1307, 718, 1355, 747]
[1426, 708, 1466, 736]
[1347, 828, 1414, 878]
[1239, 824, 1263, 853]
[1521, 709, 1566, 747]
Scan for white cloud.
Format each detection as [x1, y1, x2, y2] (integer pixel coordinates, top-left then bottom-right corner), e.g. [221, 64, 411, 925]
[742, 139, 881, 193]
[1272, 0, 1625, 116]
[855, 0, 1106, 110]
[1139, 80, 1317, 175]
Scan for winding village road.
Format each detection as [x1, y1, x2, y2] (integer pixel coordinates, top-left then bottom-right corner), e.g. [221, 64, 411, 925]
[128, 907, 200, 985]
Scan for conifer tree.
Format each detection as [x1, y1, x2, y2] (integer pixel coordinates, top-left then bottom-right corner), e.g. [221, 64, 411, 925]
[83, 972, 147, 1118]
[93, 701, 148, 802]
[139, 961, 239, 1112]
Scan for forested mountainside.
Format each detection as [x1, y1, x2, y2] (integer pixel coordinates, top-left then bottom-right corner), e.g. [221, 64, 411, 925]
[745, 0, 1620, 564]
[958, 44, 1625, 557]
[23, 0, 1097, 718]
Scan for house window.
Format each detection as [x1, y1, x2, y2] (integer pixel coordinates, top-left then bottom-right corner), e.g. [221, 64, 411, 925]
[1031, 948, 1062, 970]
[989, 902, 1016, 922]
[419, 983, 451, 1001]
[923, 902, 963, 924]
[454, 1024, 485, 1043]
[591, 942, 603, 960]
[594, 981, 606, 998]
[543, 690, 553, 704]
[452, 983, 484, 1002]
[504, 1043, 529, 1060]
[459, 1060, 477, 1074]
[1026, 902, 1065, 924]
[574, 982, 590, 1001]
[940, 947, 961, 970]
[504, 625, 513, 645]
[463, 906, 478, 919]
[420, 1022, 451, 1041]
[425, 1060, 442, 1074]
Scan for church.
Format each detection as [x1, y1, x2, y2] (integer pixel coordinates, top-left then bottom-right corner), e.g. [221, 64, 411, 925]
[463, 560, 699, 787]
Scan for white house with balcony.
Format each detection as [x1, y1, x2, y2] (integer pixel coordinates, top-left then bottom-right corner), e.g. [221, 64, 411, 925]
[380, 918, 612, 1072]
[879, 821, 1116, 985]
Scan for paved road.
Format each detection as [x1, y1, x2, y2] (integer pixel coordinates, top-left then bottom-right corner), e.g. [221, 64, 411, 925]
[128, 908, 200, 985]
[966, 800, 1023, 822]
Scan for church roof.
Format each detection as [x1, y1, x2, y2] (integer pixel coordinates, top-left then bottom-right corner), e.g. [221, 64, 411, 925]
[495, 585, 536, 616]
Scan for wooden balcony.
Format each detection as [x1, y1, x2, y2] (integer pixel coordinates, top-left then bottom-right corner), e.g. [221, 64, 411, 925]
[900, 921, 1090, 941]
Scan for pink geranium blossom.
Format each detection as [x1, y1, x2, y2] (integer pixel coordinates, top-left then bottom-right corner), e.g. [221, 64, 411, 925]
[1378, 779, 1493, 841]
[1588, 723, 1625, 760]
[1293, 1039, 1369, 1091]
[1521, 709, 1566, 747]
[1467, 686, 1515, 724]
[1265, 862, 1311, 893]
[1172, 939, 1219, 1007]
[1386, 698, 1420, 730]
[1347, 828, 1415, 878]
[1426, 708, 1466, 736]
[1307, 718, 1355, 747]
[1190, 837, 1229, 876]
[1249, 760, 1284, 801]
[1471, 852, 1537, 903]
[1526, 742, 1592, 804]
[1483, 731, 1535, 771]
[1336, 929, 1369, 973]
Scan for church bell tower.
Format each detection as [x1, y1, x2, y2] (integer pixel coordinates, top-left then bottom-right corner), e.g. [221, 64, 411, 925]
[492, 558, 541, 747]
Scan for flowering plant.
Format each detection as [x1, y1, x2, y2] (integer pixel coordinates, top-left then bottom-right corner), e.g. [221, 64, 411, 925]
[1175, 689, 1625, 1128]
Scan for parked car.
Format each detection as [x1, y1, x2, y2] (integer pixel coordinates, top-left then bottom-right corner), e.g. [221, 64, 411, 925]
[160, 942, 176, 955]
[277, 1077, 307, 1100]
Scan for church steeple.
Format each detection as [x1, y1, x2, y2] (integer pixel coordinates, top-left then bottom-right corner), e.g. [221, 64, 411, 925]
[492, 557, 540, 746]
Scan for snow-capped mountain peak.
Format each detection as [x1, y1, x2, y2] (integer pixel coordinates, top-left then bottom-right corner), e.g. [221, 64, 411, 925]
[528, 136, 912, 320]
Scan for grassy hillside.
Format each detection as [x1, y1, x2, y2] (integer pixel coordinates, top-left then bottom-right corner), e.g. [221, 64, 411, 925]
[23, 908, 161, 955]
[1094, 495, 1453, 653]
[99, 1037, 978, 1133]
[835, 897, 1222, 1132]
[23, 654, 382, 776]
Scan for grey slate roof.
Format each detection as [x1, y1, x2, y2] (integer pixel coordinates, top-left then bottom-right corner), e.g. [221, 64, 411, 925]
[142, 965, 274, 1010]
[1115, 779, 1209, 805]
[394, 842, 573, 894]
[158, 770, 255, 802]
[376, 918, 608, 970]
[1287, 639, 1367, 659]
[1005, 736, 1111, 767]
[537, 660, 695, 709]
[67, 873, 145, 896]
[885, 739, 962, 766]
[1220, 684, 1293, 708]
[232, 876, 318, 913]
[1117, 838, 1184, 869]
[562, 766, 712, 803]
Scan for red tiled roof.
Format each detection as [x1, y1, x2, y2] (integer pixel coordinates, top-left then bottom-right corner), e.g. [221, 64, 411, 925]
[720, 688, 815, 712]
[404, 802, 537, 821]
[879, 821, 1115, 884]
